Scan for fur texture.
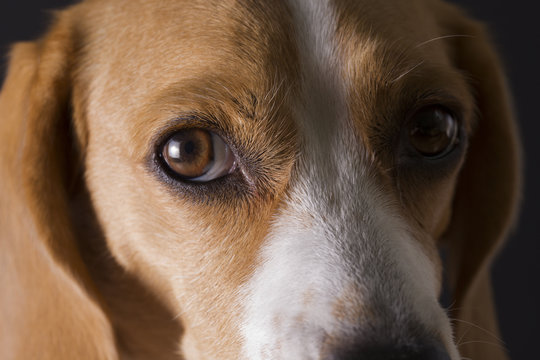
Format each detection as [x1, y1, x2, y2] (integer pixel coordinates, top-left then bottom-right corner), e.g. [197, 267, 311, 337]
[0, 0, 520, 359]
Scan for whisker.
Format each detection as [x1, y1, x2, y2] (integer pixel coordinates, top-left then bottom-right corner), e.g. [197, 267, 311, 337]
[442, 299, 457, 312]
[451, 318, 504, 344]
[415, 34, 474, 48]
[389, 60, 424, 83]
[457, 340, 507, 351]
[456, 322, 472, 347]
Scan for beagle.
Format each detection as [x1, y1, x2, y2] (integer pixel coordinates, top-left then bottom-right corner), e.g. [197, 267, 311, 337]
[0, 0, 521, 359]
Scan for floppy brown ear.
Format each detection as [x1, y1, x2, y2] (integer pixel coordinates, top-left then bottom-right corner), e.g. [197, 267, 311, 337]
[0, 12, 117, 360]
[435, 4, 522, 360]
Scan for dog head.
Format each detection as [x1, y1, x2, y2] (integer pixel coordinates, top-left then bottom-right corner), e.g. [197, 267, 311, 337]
[0, 0, 520, 359]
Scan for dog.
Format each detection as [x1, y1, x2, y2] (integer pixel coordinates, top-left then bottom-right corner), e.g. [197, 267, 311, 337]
[0, 0, 521, 359]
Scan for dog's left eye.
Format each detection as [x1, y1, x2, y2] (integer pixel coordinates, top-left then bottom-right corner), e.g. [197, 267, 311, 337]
[160, 129, 235, 182]
[407, 106, 460, 159]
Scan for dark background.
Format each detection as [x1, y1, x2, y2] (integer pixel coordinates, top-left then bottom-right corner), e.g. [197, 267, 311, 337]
[1, 1, 538, 359]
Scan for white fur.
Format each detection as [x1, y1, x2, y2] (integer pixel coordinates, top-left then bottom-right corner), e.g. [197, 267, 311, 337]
[242, 1, 351, 357]
[240, 0, 458, 359]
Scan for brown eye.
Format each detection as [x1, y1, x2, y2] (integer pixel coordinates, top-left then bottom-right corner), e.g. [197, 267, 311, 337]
[408, 106, 459, 158]
[161, 129, 235, 181]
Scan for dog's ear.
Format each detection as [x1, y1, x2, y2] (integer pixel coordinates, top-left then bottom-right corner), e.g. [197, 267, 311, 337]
[0, 12, 117, 359]
[435, 4, 521, 360]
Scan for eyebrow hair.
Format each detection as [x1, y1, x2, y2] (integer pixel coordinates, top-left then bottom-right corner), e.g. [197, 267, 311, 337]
[232, 92, 259, 122]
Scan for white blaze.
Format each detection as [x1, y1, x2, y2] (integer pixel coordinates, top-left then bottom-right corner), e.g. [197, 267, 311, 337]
[240, 0, 457, 359]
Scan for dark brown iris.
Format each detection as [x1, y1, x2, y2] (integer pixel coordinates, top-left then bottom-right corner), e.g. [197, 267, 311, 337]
[408, 106, 458, 158]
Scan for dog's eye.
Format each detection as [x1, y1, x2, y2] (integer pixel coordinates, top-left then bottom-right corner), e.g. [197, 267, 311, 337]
[408, 106, 459, 158]
[161, 129, 235, 182]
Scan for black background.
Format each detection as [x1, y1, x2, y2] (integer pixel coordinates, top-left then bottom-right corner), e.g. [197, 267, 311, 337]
[1, 1, 538, 359]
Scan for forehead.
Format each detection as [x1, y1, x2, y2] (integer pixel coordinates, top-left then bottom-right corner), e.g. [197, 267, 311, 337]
[76, 0, 471, 154]
[78, 0, 456, 82]
[78, 0, 297, 106]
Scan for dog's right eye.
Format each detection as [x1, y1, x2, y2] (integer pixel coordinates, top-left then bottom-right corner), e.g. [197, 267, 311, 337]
[160, 129, 236, 182]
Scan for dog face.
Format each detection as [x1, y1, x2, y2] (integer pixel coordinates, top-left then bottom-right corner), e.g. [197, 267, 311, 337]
[0, 0, 520, 359]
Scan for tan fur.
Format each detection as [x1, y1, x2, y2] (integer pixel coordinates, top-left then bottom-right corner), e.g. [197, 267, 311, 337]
[0, 0, 520, 359]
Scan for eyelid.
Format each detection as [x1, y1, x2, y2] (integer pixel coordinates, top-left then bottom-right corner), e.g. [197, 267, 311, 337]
[154, 115, 223, 142]
[406, 91, 465, 123]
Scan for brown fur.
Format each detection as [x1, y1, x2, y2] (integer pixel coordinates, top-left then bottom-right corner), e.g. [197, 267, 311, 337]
[0, 0, 520, 359]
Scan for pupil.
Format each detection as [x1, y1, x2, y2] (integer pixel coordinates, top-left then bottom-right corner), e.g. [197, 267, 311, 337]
[419, 111, 445, 134]
[184, 140, 196, 155]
